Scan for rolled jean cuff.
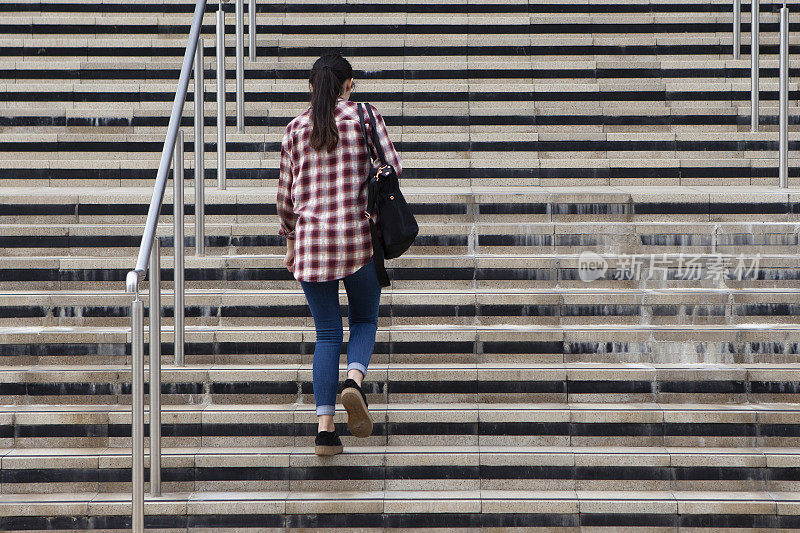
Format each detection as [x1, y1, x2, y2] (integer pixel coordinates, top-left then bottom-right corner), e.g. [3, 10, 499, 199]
[316, 404, 335, 417]
[347, 362, 367, 377]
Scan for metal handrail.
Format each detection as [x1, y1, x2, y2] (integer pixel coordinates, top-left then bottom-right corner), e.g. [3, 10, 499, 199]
[125, 1, 254, 528]
[751, 0, 759, 131]
[249, 0, 256, 61]
[734, 0, 741, 59]
[125, 1, 207, 532]
[779, 3, 789, 187]
[125, 0, 208, 292]
[236, 0, 245, 132]
[741, 0, 790, 184]
[217, 3, 227, 189]
[195, 37, 206, 255]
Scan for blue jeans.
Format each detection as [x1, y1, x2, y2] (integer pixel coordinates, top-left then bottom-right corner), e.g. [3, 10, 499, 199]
[299, 256, 381, 416]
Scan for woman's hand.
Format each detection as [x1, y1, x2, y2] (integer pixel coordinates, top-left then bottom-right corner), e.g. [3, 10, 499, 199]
[284, 238, 295, 271]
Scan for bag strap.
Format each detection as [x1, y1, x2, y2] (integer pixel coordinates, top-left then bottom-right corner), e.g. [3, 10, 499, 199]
[364, 103, 387, 165]
[358, 103, 378, 217]
[356, 103, 391, 287]
[357, 102, 378, 163]
[364, 171, 378, 219]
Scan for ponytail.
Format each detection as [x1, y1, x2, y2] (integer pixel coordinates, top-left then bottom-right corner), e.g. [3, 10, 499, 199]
[309, 53, 353, 153]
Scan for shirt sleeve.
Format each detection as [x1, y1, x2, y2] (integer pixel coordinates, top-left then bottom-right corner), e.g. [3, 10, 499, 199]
[368, 104, 402, 176]
[276, 127, 297, 239]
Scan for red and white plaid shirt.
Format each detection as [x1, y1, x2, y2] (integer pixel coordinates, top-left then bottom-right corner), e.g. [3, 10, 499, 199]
[277, 98, 403, 282]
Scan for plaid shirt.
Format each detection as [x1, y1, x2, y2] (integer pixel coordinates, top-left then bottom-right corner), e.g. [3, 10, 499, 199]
[277, 98, 403, 282]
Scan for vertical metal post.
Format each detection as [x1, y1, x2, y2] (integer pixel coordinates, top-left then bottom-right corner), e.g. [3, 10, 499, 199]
[148, 238, 162, 496]
[779, 4, 789, 187]
[236, 0, 245, 132]
[751, 0, 759, 131]
[131, 296, 145, 533]
[174, 131, 185, 366]
[249, 0, 256, 61]
[194, 37, 206, 255]
[734, 0, 741, 59]
[216, 4, 227, 190]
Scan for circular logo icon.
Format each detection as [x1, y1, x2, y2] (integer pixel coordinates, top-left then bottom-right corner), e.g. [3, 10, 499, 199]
[578, 250, 608, 282]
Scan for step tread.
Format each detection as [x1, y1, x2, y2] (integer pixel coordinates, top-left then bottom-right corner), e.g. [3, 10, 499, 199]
[2, 323, 800, 336]
[0, 184, 798, 195]
[0, 488, 796, 503]
[5, 444, 800, 457]
[2, 252, 797, 262]
[0, 287, 798, 296]
[0, 489, 796, 524]
[3, 362, 799, 371]
[3, 401, 799, 413]
[4, 221, 800, 227]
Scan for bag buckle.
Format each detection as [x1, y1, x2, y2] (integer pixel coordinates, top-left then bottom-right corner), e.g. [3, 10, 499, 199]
[375, 164, 391, 179]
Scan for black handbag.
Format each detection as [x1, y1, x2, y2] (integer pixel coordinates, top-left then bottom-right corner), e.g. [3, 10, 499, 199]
[357, 102, 419, 287]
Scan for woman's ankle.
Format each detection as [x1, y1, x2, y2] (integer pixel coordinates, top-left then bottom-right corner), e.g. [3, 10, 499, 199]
[346, 368, 364, 387]
[317, 414, 335, 433]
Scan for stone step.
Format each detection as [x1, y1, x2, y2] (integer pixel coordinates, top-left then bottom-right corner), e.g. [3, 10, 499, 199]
[1, 362, 799, 406]
[3, 57, 798, 71]
[7, 29, 796, 44]
[0, 252, 786, 291]
[3, 106, 796, 130]
[0, 84, 797, 114]
[2, 60, 799, 80]
[1, 86, 797, 111]
[2, 220, 800, 257]
[2, 184, 800, 220]
[1, 130, 797, 147]
[2, 159, 798, 189]
[0, 322, 798, 365]
[1, 488, 797, 531]
[0, 286, 798, 328]
[0, 154, 798, 185]
[4, 130, 799, 141]
[4, 49, 792, 66]
[3, 8, 796, 21]
[0, 100, 784, 113]
[0, 107, 788, 139]
[2, 401, 800, 448]
[0, 16, 796, 34]
[0, 0, 783, 11]
[2, 445, 799, 494]
[0, 22, 797, 41]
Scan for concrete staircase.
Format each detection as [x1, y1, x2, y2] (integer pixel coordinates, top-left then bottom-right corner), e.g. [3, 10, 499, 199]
[1, 0, 800, 530]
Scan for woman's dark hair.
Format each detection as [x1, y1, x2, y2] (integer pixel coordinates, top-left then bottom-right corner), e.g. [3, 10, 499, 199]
[308, 53, 353, 153]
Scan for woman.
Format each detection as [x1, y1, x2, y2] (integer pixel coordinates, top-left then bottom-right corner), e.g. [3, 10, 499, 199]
[276, 53, 403, 456]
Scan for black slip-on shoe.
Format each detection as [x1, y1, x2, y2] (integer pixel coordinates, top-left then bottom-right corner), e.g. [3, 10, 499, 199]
[314, 430, 343, 456]
[340, 378, 373, 438]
